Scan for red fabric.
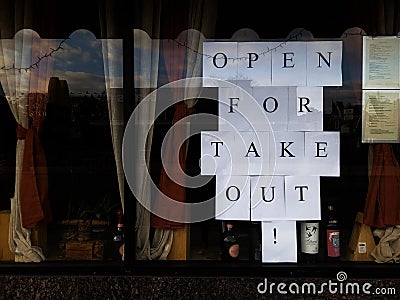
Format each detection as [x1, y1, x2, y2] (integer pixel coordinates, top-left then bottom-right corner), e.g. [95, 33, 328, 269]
[150, 36, 193, 229]
[18, 93, 52, 229]
[363, 144, 400, 228]
[151, 103, 194, 229]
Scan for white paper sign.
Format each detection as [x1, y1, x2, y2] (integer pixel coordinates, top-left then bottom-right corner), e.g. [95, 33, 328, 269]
[262, 221, 297, 263]
[238, 131, 271, 175]
[201, 131, 273, 176]
[362, 36, 400, 89]
[285, 176, 321, 220]
[198, 38, 344, 262]
[252, 86, 289, 131]
[203, 42, 238, 87]
[237, 42, 275, 86]
[272, 42, 307, 86]
[288, 86, 323, 132]
[203, 40, 343, 87]
[362, 90, 400, 143]
[305, 131, 340, 176]
[218, 86, 259, 131]
[307, 41, 343, 86]
[251, 176, 285, 221]
[271, 131, 305, 175]
[216, 175, 250, 220]
[201, 131, 235, 175]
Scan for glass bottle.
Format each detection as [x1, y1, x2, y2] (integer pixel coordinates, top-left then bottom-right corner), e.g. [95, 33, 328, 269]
[299, 221, 319, 263]
[249, 221, 261, 261]
[326, 205, 340, 260]
[112, 208, 124, 260]
[222, 221, 239, 261]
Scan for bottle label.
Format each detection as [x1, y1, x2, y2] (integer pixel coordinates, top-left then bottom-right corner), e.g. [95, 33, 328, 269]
[301, 222, 319, 254]
[229, 244, 239, 258]
[358, 242, 366, 254]
[327, 230, 340, 257]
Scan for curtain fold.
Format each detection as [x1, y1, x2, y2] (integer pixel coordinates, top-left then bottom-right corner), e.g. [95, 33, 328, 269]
[100, 39, 124, 210]
[98, 0, 125, 212]
[133, 29, 161, 259]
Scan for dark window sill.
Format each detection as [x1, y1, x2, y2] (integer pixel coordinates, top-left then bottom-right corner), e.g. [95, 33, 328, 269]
[0, 260, 397, 279]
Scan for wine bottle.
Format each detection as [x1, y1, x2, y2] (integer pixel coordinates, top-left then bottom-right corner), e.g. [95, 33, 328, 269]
[222, 221, 239, 261]
[326, 205, 340, 260]
[112, 208, 124, 260]
[250, 221, 261, 261]
[299, 221, 319, 263]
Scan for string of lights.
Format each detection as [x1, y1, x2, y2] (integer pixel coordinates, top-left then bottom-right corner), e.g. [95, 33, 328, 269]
[171, 30, 305, 62]
[0, 29, 369, 72]
[0, 38, 69, 72]
[171, 28, 368, 62]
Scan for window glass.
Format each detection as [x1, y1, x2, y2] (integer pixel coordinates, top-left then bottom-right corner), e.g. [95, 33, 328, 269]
[0, 29, 123, 263]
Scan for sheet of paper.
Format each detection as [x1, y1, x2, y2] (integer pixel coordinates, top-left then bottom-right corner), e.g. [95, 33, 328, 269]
[305, 131, 340, 176]
[271, 131, 305, 176]
[238, 131, 271, 175]
[218, 86, 265, 132]
[272, 42, 307, 86]
[250, 176, 285, 221]
[237, 42, 273, 86]
[262, 221, 297, 263]
[201, 131, 272, 176]
[215, 175, 250, 220]
[203, 42, 238, 87]
[285, 176, 321, 220]
[288, 86, 323, 132]
[307, 41, 343, 86]
[201, 131, 235, 175]
[362, 36, 399, 89]
[251, 86, 289, 131]
[362, 90, 399, 143]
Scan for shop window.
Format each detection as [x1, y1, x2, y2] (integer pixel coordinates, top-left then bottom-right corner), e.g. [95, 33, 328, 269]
[0, 26, 374, 266]
[0, 1, 399, 277]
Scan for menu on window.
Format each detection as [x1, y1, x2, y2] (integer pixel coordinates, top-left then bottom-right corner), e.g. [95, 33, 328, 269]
[362, 36, 400, 142]
[362, 90, 399, 142]
[362, 36, 399, 89]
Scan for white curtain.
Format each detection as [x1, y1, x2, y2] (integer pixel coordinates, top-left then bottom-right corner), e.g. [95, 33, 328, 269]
[133, 29, 166, 259]
[100, 39, 124, 210]
[0, 29, 54, 262]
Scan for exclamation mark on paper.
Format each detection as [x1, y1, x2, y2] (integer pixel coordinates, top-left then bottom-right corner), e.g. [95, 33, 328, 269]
[273, 227, 277, 244]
